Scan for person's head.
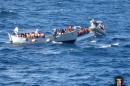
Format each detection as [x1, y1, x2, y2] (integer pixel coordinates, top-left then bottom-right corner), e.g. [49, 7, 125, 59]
[115, 76, 124, 86]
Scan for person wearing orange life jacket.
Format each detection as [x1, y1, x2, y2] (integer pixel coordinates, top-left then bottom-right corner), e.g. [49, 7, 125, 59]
[67, 25, 73, 32]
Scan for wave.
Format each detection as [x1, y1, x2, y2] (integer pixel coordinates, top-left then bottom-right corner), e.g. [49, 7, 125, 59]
[39, 48, 63, 55]
[123, 44, 130, 48]
[111, 42, 120, 46]
[112, 37, 130, 41]
[0, 9, 17, 17]
[0, 48, 17, 53]
[0, 82, 26, 86]
[97, 44, 112, 48]
[0, 9, 16, 14]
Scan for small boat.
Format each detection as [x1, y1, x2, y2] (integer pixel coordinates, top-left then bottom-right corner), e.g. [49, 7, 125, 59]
[77, 19, 106, 38]
[89, 19, 106, 36]
[8, 27, 46, 44]
[49, 28, 78, 43]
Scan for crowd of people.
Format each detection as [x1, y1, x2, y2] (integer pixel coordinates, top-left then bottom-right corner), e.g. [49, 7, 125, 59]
[14, 32, 45, 39]
[78, 27, 90, 36]
[77, 19, 105, 36]
[53, 26, 75, 36]
[53, 25, 92, 37]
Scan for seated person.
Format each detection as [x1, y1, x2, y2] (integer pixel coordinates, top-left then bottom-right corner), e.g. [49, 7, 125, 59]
[110, 76, 126, 86]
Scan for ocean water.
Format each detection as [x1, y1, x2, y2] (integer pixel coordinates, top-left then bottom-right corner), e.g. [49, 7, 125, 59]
[0, 0, 130, 86]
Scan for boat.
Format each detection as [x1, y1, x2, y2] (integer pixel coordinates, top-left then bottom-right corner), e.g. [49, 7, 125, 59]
[88, 19, 106, 36]
[49, 28, 78, 43]
[77, 31, 95, 41]
[8, 27, 46, 44]
[77, 19, 106, 38]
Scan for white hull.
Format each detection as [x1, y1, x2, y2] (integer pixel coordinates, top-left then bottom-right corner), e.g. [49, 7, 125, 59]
[51, 30, 78, 43]
[77, 32, 95, 41]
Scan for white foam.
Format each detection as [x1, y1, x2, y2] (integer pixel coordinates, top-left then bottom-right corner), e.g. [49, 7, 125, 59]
[98, 44, 111, 48]
[90, 40, 96, 43]
[52, 41, 63, 44]
[112, 42, 119, 46]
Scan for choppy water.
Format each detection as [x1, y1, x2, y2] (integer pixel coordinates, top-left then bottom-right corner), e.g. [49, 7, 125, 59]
[0, 0, 130, 86]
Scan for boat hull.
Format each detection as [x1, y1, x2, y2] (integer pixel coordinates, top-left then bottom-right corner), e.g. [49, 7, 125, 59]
[77, 32, 95, 41]
[60, 40, 76, 43]
[52, 30, 78, 43]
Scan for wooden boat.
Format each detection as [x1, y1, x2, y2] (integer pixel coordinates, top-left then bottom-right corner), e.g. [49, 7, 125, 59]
[50, 29, 78, 43]
[8, 27, 46, 44]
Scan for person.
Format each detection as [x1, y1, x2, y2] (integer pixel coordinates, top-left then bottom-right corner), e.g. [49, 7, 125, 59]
[31, 32, 35, 38]
[53, 29, 57, 36]
[115, 76, 126, 86]
[89, 19, 98, 31]
[37, 32, 41, 38]
[85, 28, 90, 33]
[110, 76, 126, 86]
[18, 34, 21, 37]
[66, 25, 73, 32]
[27, 33, 30, 38]
[61, 29, 65, 34]
[34, 33, 38, 38]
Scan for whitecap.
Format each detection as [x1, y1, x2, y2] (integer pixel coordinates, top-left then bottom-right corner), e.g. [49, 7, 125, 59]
[112, 42, 119, 46]
[41, 49, 62, 55]
[90, 40, 96, 43]
[98, 44, 111, 48]
[52, 41, 63, 44]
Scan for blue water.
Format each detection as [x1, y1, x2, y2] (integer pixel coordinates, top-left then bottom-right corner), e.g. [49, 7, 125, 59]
[0, 0, 130, 86]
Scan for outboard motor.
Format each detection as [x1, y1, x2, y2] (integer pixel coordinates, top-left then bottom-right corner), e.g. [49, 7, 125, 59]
[92, 20, 106, 36]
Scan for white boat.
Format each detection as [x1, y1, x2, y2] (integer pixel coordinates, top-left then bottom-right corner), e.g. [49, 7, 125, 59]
[89, 20, 106, 36]
[50, 29, 78, 43]
[8, 27, 46, 44]
[8, 34, 46, 44]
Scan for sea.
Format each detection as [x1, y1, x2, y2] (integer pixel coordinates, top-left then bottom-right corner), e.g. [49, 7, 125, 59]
[0, 0, 130, 86]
